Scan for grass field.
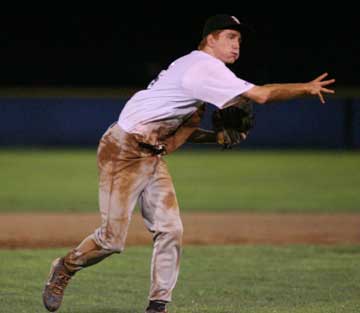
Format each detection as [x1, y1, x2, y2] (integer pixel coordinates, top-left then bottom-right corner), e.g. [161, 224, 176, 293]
[1, 148, 359, 313]
[1, 245, 360, 313]
[0, 148, 359, 213]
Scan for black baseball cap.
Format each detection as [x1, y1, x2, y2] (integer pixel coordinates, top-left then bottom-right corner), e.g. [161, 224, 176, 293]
[202, 14, 248, 38]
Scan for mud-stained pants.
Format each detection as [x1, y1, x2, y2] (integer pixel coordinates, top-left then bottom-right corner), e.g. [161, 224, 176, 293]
[63, 123, 183, 302]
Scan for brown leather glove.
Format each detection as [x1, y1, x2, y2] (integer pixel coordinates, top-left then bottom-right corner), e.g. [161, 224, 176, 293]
[212, 103, 255, 149]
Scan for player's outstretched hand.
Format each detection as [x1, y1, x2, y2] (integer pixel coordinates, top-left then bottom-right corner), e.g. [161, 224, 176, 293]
[307, 72, 335, 104]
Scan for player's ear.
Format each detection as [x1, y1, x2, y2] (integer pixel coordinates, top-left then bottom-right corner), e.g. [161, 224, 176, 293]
[207, 34, 217, 47]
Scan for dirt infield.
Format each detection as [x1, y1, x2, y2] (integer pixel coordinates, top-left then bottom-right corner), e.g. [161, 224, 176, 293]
[1, 212, 359, 248]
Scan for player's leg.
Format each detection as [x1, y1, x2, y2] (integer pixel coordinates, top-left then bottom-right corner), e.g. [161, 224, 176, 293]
[42, 124, 151, 312]
[63, 155, 145, 272]
[139, 157, 183, 312]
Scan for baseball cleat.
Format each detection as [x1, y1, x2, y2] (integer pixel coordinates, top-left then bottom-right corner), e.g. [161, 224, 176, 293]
[42, 257, 74, 312]
[145, 300, 168, 313]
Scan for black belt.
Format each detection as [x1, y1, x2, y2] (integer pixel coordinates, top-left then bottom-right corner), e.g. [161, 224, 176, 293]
[138, 142, 166, 155]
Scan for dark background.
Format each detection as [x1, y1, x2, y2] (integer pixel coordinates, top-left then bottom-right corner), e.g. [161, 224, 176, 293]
[0, 11, 358, 88]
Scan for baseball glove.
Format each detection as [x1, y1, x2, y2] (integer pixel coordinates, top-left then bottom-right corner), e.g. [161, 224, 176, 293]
[212, 103, 255, 149]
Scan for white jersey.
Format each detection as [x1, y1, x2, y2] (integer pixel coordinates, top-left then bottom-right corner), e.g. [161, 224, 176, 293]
[118, 50, 254, 135]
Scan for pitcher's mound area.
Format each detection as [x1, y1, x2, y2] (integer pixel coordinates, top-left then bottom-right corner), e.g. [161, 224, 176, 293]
[1, 213, 359, 248]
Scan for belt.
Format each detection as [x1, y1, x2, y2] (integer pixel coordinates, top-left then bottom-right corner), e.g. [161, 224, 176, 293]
[138, 142, 166, 155]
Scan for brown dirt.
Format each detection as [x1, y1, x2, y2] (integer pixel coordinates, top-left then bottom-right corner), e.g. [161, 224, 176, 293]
[1, 212, 360, 248]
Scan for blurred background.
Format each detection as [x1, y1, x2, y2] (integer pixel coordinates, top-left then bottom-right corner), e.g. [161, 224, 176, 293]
[0, 10, 359, 87]
[0, 11, 359, 212]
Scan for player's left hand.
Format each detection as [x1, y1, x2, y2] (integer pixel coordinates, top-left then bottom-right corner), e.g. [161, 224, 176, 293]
[212, 104, 254, 149]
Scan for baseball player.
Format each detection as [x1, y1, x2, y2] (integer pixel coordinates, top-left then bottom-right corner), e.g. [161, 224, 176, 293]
[42, 14, 335, 313]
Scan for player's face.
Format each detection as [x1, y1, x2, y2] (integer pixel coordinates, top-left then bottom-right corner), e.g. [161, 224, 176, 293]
[212, 29, 241, 64]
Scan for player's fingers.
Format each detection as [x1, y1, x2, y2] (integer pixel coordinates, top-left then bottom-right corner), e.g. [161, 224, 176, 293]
[318, 92, 325, 104]
[228, 130, 236, 142]
[320, 78, 336, 86]
[321, 87, 335, 94]
[216, 131, 225, 145]
[232, 131, 241, 144]
[314, 72, 328, 82]
[223, 130, 232, 144]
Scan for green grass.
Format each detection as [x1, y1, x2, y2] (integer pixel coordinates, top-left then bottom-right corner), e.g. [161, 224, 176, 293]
[1, 245, 360, 312]
[0, 148, 359, 212]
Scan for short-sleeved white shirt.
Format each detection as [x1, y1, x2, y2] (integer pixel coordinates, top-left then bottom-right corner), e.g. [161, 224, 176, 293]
[118, 50, 254, 134]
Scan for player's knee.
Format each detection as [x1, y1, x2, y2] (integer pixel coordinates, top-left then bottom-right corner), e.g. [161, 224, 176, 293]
[94, 228, 126, 253]
[108, 247, 123, 254]
[105, 238, 126, 253]
[97, 241, 125, 254]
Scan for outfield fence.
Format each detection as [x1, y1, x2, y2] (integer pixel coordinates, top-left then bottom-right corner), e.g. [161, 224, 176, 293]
[0, 93, 359, 148]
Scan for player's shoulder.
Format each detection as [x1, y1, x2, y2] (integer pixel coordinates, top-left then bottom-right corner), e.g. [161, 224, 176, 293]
[183, 51, 228, 77]
[165, 51, 219, 79]
[181, 55, 229, 91]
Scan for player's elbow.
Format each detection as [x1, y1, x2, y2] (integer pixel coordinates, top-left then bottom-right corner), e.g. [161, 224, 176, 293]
[243, 86, 270, 104]
[253, 95, 268, 104]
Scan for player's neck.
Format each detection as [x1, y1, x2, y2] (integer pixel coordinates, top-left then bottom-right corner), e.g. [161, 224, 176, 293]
[200, 47, 223, 63]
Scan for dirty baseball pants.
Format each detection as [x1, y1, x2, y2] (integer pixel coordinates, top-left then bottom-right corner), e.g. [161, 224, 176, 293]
[63, 123, 183, 302]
